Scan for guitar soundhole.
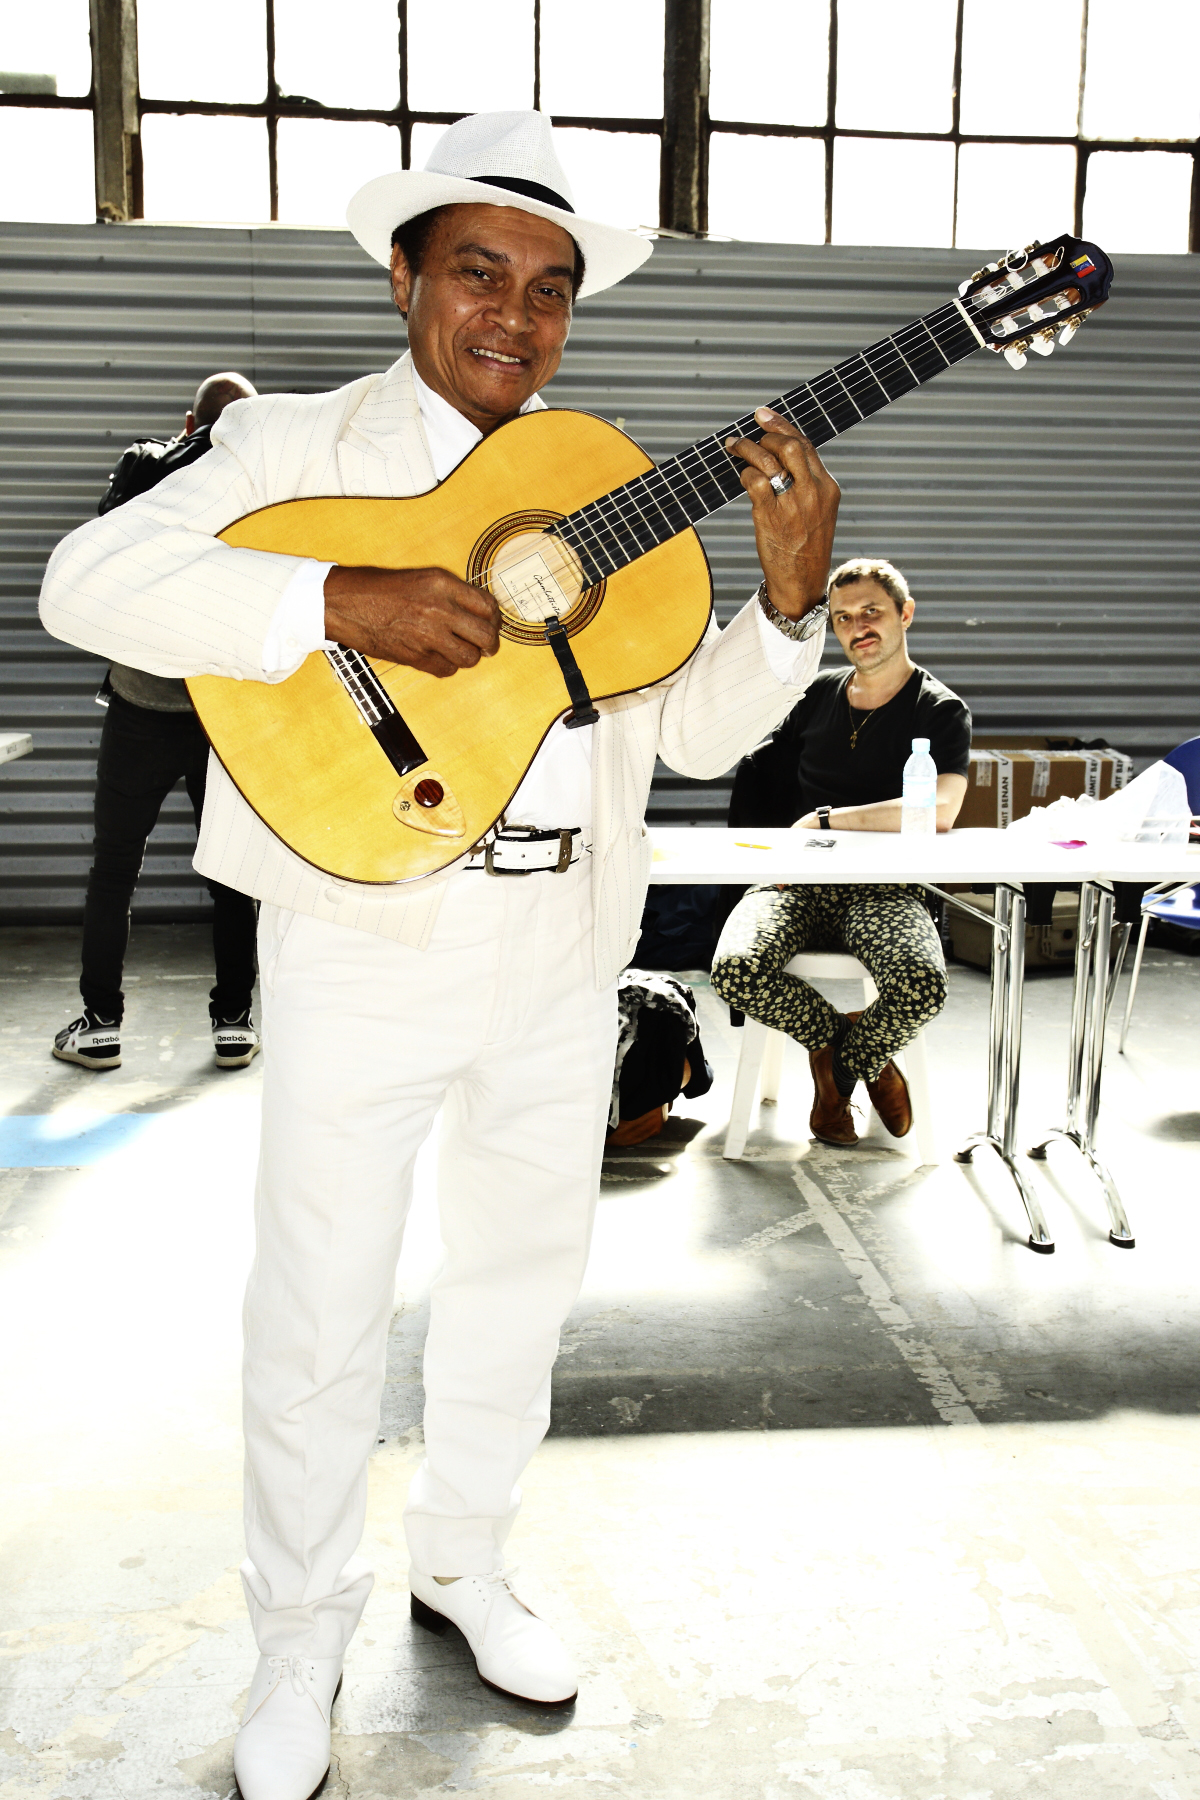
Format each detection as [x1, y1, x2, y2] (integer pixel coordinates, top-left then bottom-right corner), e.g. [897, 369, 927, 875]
[414, 779, 444, 808]
[468, 508, 606, 646]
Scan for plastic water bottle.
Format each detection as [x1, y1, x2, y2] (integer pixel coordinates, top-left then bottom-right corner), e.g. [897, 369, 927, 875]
[901, 737, 938, 836]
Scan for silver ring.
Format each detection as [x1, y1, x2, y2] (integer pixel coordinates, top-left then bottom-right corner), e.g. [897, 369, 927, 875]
[769, 471, 794, 496]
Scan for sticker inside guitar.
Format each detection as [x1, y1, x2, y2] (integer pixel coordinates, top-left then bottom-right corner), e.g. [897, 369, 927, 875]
[468, 510, 605, 645]
[492, 534, 579, 623]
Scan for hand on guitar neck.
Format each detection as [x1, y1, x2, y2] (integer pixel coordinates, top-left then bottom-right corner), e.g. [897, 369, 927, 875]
[725, 407, 841, 617]
[323, 563, 502, 679]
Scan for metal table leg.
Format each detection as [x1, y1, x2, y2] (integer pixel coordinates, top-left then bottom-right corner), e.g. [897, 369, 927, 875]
[954, 883, 1055, 1253]
[1028, 881, 1135, 1248]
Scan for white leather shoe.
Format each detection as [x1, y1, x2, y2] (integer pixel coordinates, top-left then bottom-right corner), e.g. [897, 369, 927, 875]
[233, 1654, 343, 1800]
[410, 1568, 577, 1705]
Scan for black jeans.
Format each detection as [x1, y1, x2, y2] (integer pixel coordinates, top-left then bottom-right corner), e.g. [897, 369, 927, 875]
[81, 694, 258, 1023]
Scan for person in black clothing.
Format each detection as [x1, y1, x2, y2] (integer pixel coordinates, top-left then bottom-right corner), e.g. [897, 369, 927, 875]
[53, 373, 261, 1073]
[711, 557, 970, 1147]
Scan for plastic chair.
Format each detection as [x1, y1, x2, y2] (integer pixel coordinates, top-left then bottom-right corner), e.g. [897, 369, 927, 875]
[1119, 885, 1200, 1050]
[722, 952, 938, 1163]
[1118, 735, 1200, 1052]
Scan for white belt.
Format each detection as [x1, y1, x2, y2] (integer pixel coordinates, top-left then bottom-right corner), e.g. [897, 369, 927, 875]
[466, 826, 586, 876]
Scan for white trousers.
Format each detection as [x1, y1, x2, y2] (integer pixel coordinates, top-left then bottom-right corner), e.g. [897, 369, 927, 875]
[241, 855, 617, 1657]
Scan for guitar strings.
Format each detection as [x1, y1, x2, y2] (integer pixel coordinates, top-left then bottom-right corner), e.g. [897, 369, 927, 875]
[553, 369, 949, 576]
[561, 298, 980, 574]
[583, 272, 1064, 574]
[459, 294, 984, 595]
[566, 297, 975, 563]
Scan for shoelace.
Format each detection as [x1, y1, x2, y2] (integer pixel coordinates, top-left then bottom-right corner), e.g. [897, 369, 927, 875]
[461, 1566, 519, 1603]
[67, 1014, 113, 1034]
[268, 1654, 311, 1697]
[431, 1567, 523, 1610]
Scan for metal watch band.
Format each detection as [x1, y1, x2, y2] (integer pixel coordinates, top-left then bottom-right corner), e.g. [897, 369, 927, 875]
[754, 581, 828, 642]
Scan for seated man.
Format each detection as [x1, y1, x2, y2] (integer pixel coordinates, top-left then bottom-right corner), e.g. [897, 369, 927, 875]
[711, 557, 970, 1146]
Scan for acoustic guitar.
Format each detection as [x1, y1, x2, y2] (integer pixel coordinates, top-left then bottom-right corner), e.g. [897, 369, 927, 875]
[187, 232, 1112, 884]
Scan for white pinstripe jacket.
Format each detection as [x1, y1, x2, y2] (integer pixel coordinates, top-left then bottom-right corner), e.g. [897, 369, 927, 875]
[40, 353, 823, 987]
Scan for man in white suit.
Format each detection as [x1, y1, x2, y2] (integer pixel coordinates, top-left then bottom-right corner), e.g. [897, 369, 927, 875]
[41, 113, 839, 1800]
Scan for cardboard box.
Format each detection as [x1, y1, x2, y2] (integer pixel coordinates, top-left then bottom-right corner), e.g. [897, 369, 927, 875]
[957, 745, 1133, 830]
[972, 735, 1127, 753]
[949, 890, 1080, 970]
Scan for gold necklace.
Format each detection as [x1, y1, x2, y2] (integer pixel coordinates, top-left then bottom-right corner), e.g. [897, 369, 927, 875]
[845, 680, 880, 751]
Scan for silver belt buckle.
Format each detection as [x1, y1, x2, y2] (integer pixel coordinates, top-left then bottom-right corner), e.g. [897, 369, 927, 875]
[484, 839, 528, 877]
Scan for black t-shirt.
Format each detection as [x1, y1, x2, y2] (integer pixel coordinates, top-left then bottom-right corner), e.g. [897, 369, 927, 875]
[728, 666, 971, 829]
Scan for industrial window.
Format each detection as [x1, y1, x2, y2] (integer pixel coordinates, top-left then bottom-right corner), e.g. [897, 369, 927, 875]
[1, 0, 1197, 252]
[707, 0, 1199, 251]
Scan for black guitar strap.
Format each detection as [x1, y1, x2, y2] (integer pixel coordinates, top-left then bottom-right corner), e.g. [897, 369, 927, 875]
[543, 615, 599, 729]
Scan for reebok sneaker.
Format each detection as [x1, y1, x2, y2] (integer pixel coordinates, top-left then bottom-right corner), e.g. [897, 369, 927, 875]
[213, 1010, 260, 1069]
[52, 1009, 122, 1070]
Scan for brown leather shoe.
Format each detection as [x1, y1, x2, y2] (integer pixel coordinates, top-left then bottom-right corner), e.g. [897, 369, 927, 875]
[607, 1104, 668, 1146]
[843, 1009, 914, 1138]
[808, 1042, 858, 1146]
[865, 1059, 913, 1137]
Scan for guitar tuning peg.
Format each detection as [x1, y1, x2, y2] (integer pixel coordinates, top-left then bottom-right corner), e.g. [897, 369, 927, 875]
[1003, 342, 1029, 370]
[1057, 308, 1092, 347]
[1028, 328, 1057, 357]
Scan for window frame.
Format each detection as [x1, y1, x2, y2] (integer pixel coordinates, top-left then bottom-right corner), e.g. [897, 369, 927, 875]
[707, 0, 1200, 250]
[2, 0, 1196, 250]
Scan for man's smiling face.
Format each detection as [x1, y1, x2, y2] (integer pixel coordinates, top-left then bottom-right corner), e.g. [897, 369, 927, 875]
[390, 203, 578, 435]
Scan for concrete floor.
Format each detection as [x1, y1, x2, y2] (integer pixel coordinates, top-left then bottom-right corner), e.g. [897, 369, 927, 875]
[2, 920, 1200, 1798]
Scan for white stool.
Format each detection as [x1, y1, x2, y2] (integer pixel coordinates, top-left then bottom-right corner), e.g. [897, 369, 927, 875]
[722, 952, 938, 1164]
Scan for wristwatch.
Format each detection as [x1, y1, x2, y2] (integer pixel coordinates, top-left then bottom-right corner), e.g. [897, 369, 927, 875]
[755, 580, 828, 642]
[816, 806, 832, 831]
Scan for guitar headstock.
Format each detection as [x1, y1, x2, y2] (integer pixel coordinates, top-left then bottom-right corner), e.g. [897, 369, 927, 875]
[958, 233, 1113, 369]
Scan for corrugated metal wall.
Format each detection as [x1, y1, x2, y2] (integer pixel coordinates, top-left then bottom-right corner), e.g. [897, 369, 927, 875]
[2, 222, 1197, 920]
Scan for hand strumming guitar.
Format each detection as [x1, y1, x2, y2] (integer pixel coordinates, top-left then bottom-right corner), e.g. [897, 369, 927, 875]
[725, 407, 841, 618]
[324, 564, 502, 679]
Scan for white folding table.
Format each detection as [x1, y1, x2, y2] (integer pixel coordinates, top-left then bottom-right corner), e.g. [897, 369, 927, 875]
[649, 827, 1200, 1254]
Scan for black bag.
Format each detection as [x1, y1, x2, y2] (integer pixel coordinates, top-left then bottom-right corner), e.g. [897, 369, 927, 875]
[611, 971, 714, 1127]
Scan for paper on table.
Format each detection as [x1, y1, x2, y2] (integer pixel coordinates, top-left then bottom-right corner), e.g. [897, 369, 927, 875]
[1006, 761, 1190, 847]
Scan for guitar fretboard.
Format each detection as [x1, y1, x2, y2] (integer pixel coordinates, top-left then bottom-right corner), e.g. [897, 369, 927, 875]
[553, 295, 984, 586]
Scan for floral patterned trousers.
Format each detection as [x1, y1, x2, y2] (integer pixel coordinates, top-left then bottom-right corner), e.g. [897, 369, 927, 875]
[711, 883, 948, 1081]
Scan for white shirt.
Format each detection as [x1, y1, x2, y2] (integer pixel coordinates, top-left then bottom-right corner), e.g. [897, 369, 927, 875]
[262, 367, 810, 830]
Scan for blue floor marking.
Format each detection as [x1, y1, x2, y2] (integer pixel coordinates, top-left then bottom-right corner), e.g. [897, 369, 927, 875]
[0, 1113, 156, 1168]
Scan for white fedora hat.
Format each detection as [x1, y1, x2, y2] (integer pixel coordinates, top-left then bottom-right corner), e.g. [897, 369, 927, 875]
[346, 110, 652, 300]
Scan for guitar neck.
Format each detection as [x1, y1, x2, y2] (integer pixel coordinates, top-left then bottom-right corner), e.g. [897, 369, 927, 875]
[555, 292, 985, 587]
